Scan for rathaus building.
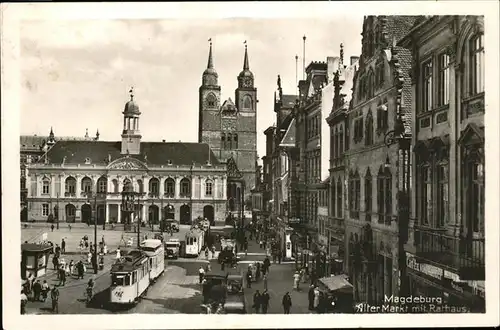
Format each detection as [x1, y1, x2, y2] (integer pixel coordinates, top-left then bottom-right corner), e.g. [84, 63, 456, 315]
[25, 89, 228, 226]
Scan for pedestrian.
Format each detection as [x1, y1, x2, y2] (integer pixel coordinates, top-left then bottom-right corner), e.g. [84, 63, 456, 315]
[84, 240, 89, 249]
[259, 239, 263, 249]
[77, 260, 85, 279]
[252, 290, 262, 314]
[205, 247, 209, 259]
[59, 267, 66, 286]
[198, 266, 205, 284]
[201, 279, 209, 304]
[87, 251, 92, 264]
[33, 280, 42, 302]
[69, 260, 75, 277]
[301, 266, 308, 283]
[68, 224, 72, 231]
[313, 286, 320, 312]
[50, 286, 59, 313]
[55, 244, 61, 258]
[20, 290, 28, 315]
[293, 271, 301, 291]
[51, 224, 55, 232]
[61, 239, 66, 254]
[310, 269, 317, 286]
[261, 290, 270, 314]
[264, 256, 271, 273]
[255, 262, 261, 282]
[282, 292, 292, 314]
[52, 255, 59, 271]
[116, 247, 121, 260]
[308, 284, 315, 310]
[41, 280, 49, 302]
[263, 273, 268, 291]
[278, 250, 282, 264]
[246, 268, 252, 288]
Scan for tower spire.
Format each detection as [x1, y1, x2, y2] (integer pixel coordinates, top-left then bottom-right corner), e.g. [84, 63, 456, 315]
[243, 40, 249, 70]
[207, 38, 214, 69]
[339, 43, 344, 70]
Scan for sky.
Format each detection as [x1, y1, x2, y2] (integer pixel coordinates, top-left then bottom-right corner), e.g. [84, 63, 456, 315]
[20, 17, 363, 158]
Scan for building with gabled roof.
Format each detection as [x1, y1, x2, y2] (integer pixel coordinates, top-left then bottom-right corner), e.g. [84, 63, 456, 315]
[343, 15, 419, 305]
[25, 90, 228, 226]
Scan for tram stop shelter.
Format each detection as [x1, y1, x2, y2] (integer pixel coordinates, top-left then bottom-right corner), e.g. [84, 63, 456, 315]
[21, 243, 53, 280]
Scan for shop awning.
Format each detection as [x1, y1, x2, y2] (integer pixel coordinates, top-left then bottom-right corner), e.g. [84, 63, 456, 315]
[318, 274, 353, 293]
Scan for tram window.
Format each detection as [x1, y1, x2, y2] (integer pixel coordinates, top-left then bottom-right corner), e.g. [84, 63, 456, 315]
[112, 274, 125, 286]
[131, 272, 137, 284]
[125, 274, 131, 286]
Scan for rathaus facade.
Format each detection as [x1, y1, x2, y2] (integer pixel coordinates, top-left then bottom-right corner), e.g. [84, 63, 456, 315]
[198, 41, 258, 211]
[25, 90, 228, 226]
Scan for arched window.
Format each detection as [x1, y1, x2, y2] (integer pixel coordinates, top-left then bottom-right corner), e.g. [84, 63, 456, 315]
[205, 180, 213, 197]
[221, 133, 226, 150]
[334, 127, 339, 159]
[349, 170, 360, 219]
[149, 178, 159, 196]
[42, 177, 50, 195]
[180, 178, 191, 197]
[65, 177, 76, 196]
[112, 179, 119, 193]
[81, 177, 92, 193]
[243, 95, 252, 109]
[377, 165, 392, 225]
[331, 179, 336, 217]
[339, 126, 344, 155]
[206, 93, 217, 108]
[234, 134, 238, 149]
[165, 178, 175, 197]
[227, 133, 232, 149]
[365, 169, 372, 222]
[336, 178, 343, 218]
[469, 33, 484, 95]
[97, 176, 107, 193]
[365, 111, 374, 146]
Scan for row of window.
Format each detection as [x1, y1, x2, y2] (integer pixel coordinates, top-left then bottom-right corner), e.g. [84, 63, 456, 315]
[421, 33, 484, 113]
[305, 151, 321, 183]
[307, 115, 321, 139]
[348, 166, 393, 225]
[220, 133, 239, 150]
[330, 126, 345, 161]
[357, 59, 385, 102]
[38, 177, 216, 197]
[352, 103, 389, 146]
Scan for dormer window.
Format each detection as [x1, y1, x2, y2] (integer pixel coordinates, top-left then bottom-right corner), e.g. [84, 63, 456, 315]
[85, 157, 91, 164]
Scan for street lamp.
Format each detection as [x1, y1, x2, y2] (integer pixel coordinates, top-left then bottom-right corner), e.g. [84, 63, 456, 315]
[85, 191, 101, 275]
[121, 180, 142, 248]
[384, 109, 411, 297]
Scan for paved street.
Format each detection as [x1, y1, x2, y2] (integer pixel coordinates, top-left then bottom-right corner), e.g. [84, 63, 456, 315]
[23, 225, 311, 314]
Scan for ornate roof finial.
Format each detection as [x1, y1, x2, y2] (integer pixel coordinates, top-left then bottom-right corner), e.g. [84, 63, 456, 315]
[129, 87, 134, 101]
[243, 40, 249, 70]
[85, 128, 89, 138]
[95, 129, 100, 141]
[49, 126, 55, 140]
[339, 43, 344, 68]
[207, 38, 214, 69]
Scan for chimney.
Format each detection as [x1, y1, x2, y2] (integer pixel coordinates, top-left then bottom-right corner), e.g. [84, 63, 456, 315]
[350, 56, 359, 66]
[326, 56, 339, 84]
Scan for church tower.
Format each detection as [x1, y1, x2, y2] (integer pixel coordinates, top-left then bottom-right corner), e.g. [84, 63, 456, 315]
[121, 88, 142, 155]
[198, 40, 222, 150]
[198, 41, 257, 199]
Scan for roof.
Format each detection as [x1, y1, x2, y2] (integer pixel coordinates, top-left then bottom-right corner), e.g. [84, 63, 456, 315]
[392, 46, 413, 133]
[279, 118, 296, 148]
[41, 141, 220, 166]
[384, 16, 421, 45]
[20, 135, 47, 148]
[281, 94, 297, 108]
[111, 250, 149, 272]
[140, 239, 163, 249]
[21, 243, 53, 252]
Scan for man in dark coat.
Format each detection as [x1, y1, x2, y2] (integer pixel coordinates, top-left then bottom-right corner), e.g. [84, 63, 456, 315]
[61, 239, 66, 254]
[282, 292, 292, 314]
[308, 284, 315, 310]
[59, 267, 66, 286]
[51, 286, 60, 313]
[261, 290, 270, 314]
[253, 290, 262, 314]
[263, 257, 271, 273]
[32, 280, 42, 301]
[246, 268, 252, 288]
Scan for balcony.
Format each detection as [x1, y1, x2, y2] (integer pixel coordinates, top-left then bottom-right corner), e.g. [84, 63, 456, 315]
[414, 227, 485, 280]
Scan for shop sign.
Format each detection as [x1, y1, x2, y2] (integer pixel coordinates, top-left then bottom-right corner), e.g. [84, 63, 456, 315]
[317, 206, 328, 216]
[406, 252, 444, 280]
[288, 217, 301, 225]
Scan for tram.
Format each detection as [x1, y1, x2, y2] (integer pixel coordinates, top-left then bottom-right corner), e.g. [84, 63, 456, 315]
[139, 239, 165, 281]
[110, 250, 150, 305]
[185, 228, 205, 257]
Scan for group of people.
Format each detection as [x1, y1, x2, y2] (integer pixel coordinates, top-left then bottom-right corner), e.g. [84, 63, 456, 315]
[21, 274, 60, 314]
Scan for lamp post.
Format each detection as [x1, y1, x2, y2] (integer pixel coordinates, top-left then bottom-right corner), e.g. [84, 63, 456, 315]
[85, 191, 100, 274]
[384, 109, 411, 297]
[121, 180, 142, 248]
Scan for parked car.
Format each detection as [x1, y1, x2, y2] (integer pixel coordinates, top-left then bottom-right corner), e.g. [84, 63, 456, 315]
[165, 239, 181, 259]
[165, 220, 180, 232]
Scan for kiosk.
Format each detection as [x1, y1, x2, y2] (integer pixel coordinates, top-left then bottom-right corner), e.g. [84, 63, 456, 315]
[21, 243, 53, 280]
